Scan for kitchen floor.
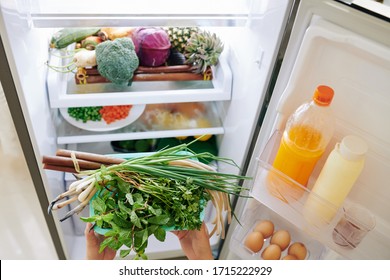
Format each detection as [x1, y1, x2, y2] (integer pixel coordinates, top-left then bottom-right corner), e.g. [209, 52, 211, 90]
[0, 83, 57, 259]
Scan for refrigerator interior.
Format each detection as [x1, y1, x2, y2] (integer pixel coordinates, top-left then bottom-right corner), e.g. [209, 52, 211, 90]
[0, 0, 293, 259]
[223, 0, 390, 260]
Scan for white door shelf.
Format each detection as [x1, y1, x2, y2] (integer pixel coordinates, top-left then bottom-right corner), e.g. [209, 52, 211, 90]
[250, 130, 390, 260]
[46, 48, 232, 108]
[229, 202, 326, 260]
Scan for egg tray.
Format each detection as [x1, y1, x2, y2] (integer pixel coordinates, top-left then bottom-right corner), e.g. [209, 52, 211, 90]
[242, 222, 309, 260]
[229, 202, 326, 260]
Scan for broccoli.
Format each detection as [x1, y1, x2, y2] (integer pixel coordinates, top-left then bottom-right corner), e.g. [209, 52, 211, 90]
[95, 37, 139, 86]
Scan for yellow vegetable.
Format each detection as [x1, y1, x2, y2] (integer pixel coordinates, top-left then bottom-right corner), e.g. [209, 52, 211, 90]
[194, 118, 212, 141]
[99, 27, 135, 41]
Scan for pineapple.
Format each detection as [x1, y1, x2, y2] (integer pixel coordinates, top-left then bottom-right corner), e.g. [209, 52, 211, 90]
[184, 30, 224, 74]
[164, 27, 199, 53]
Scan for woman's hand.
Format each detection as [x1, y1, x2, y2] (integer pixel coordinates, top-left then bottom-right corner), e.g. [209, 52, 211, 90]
[172, 222, 214, 260]
[84, 222, 117, 260]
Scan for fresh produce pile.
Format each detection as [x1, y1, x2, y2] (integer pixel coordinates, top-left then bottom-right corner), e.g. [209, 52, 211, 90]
[46, 142, 251, 259]
[47, 26, 224, 85]
[68, 105, 132, 124]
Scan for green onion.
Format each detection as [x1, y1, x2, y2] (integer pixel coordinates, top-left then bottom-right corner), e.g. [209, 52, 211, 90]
[49, 140, 252, 259]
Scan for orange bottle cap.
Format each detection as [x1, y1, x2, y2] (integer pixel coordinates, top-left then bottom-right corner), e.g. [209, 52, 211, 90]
[313, 85, 334, 106]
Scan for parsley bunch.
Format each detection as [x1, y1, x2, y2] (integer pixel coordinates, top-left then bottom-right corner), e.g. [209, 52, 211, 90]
[82, 174, 207, 259]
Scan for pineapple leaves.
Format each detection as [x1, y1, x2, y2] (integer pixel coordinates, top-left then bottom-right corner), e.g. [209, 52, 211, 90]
[184, 30, 224, 74]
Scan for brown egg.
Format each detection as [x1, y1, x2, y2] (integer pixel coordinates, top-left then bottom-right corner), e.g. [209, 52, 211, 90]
[270, 230, 291, 251]
[261, 244, 282, 260]
[282, 254, 298, 260]
[288, 242, 307, 260]
[253, 220, 274, 239]
[244, 231, 264, 253]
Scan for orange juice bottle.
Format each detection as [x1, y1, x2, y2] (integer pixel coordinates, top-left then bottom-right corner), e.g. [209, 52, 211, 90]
[271, 85, 335, 198]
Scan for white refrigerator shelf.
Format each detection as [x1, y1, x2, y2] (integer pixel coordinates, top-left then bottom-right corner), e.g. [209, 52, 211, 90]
[46, 47, 232, 108]
[54, 102, 224, 144]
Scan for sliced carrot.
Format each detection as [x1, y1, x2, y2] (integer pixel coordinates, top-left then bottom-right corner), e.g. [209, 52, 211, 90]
[100, 105, 133, 124]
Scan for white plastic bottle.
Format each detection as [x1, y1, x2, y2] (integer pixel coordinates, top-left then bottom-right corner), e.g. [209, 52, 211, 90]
[303, 135, 368, 226]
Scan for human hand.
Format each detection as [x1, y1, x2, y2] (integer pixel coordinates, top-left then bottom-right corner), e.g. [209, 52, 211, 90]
[172, 222, 214, 260]
[84, 222, 117, 260]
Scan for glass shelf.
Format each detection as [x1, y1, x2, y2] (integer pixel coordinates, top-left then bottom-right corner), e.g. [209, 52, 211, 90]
[46, 47, 232, 108]
[54, 102, 223, 144]
[16, 0, 253, 27]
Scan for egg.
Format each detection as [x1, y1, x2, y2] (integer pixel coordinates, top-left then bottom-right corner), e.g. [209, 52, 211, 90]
[288, 242, 307, 260]
[244, 231, 264, 253]
[261, 244, 282, 260]
[282, 254, 298, 260]
[253, 220, 274, 238]
[270, 230, 291, 251]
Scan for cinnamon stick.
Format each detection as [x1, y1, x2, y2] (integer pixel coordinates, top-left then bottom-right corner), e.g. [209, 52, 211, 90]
[136, 65, 195, 74]
[56, 149, 125, 165]
[75, 75, 110, 84]
[42, 155, 103, 170]
[75, 72, 207, 84]
[43, 164, 85, 174]
[133, 72, 205, 82]
[84, 65, 195, 76]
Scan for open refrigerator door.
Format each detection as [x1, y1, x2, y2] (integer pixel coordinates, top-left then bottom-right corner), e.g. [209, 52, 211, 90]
[222, 1, 390, 259]
[222, 0, 390, 260]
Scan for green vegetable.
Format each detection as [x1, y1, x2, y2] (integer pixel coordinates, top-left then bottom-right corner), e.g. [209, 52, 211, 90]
[83, 175, 207, 259]
[67, 106, 102, 123]
[49, 141, 252, 259]
[118, 140, 135, 151]
[50, 27, 101, 49]
[134, 139, 151, 152]
[157, 136, 218, 164]
[95, 38, 139, 86]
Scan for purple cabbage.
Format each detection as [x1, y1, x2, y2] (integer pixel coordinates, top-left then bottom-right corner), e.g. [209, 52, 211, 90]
[132, 27, 171, 67]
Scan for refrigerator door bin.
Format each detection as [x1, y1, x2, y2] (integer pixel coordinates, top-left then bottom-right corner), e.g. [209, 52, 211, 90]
[251, 130, 340, 229]
[46, 46, 232, 108]
[250, 130, 390, 259]
[229, 202, 326, 260]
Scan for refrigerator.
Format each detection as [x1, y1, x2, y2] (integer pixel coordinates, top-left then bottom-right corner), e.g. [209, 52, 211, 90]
[0, 0, 389, 260]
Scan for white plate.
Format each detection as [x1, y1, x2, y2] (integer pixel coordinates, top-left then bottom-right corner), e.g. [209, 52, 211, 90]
[60, 105, 146, 132]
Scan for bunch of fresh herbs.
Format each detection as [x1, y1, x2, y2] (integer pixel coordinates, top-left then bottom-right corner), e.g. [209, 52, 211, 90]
[81, 173, 208, 259]
[50, 141, 252, 259]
